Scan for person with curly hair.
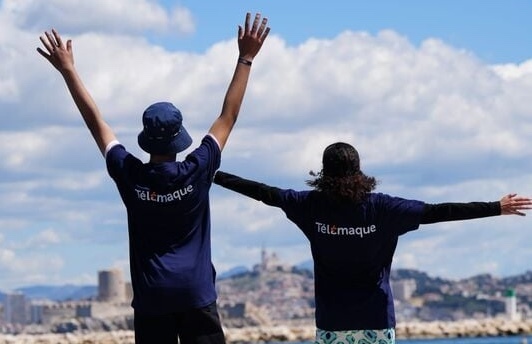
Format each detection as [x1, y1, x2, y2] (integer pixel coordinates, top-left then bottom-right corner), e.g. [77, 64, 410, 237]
[213, 141, 532, 344]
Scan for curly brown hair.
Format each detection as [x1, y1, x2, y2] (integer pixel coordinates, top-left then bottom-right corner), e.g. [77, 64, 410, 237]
[306, 170, 377, 203]
[306, 142, 377, 203]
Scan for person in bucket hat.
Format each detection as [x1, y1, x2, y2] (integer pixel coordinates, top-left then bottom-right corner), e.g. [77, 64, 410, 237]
[38, 12, 270, 344]
[137, 101, 193, 156]
[212, 141, 532, 344]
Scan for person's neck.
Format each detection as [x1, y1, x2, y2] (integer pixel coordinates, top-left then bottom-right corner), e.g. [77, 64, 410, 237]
[149, 154, 176, 163]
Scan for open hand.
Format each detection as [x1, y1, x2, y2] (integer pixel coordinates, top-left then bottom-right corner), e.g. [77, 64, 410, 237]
[37, 29, 74, 73]
[237, 12, 270, 62]
[500, 193, 532, 216]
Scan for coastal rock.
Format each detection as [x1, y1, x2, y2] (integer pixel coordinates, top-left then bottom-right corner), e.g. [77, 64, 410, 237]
[0, 330, 135, 344]
[0, 318, 531, 343]
[395, 318, 532, 339]
[224, 325, 315, 343]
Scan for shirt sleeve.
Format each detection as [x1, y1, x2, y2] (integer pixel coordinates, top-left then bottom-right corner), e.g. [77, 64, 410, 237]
[104, 140, 120, 159]
[186, 135, 222, 179]
[374, 193, 426, 236]
[213, 171, 283, 206]
[105, 143, 132, 180]
[420, 201, 501, 224]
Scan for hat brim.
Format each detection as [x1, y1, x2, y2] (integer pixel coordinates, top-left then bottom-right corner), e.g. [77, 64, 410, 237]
[138, 126, 193, 155]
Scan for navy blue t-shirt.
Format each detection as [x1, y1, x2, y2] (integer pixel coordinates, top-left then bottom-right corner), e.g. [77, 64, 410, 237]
[277, 190, 425, 331]
[106, 135, 221, 315]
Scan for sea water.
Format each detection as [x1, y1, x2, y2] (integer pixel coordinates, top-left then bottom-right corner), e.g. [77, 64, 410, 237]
[397, 337, 531, 344]
[271, 336, 531, 344]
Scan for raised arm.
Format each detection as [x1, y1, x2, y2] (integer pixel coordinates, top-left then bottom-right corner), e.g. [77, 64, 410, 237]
[208, 12, 270, 151]
[421, 193, 532, 224]
[37, 29, 117, 156]
[214, 171, 282, 206]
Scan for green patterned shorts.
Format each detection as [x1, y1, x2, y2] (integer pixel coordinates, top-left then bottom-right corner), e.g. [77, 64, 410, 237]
[315, 328, 395, 344]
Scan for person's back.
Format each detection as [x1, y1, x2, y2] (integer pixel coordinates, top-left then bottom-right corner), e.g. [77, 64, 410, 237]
[38, 12, 270, 344]
[267, 184, 425, 330]
[106, 125, 221, 313]
[213, 141, 532, 344]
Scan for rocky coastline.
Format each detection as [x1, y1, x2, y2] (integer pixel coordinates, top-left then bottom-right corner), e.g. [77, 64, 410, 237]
[395, 318, 532, 339]
[226, 318, 532, 342]
[0, 318, 530, 343]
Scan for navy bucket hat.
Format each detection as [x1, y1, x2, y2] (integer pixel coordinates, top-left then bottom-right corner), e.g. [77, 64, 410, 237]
[137, 102, 193, 155]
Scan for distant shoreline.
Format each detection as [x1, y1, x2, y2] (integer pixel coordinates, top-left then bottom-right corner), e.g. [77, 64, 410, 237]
[0, 318, 530, 343]
[395, 318, 532, 339]
[225, 318, 532, 342]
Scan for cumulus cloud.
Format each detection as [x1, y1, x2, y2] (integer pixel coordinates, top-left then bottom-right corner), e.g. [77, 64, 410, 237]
[1, 3, 532, 289]
[3, 0, 195, 36]
[210, 198, 312, 273]
[0, 248, 65, 288]
[21, 229, 62, 249]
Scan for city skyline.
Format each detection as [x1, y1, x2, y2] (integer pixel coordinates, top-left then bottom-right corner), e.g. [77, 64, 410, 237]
[2, 260, 528, 329]
[1, 253, 530, 292]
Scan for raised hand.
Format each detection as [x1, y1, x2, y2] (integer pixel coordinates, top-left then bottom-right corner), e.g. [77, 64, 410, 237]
[237, 12, 270, 62]
[37, 29, 74, 74]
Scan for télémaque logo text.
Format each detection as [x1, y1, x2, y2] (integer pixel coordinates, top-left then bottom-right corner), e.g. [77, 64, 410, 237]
[315, 221, 377, 238]
[135, 185, 194, 203]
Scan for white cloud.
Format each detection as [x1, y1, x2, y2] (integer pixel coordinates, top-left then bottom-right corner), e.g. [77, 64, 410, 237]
[0, 248, 64, 288]
[0, 77, 18, 101]
[1, 7, 532, 289]
[492, 60, 532, 80]
[0, 131, 52, 169]
[24, 229, 62, 249]
[0, 248, 15, 263]
[59, 272, 97, 286]
[3, 0, 195, 36]
[0, 219, 28, 232]
[168, 5, 195, 35]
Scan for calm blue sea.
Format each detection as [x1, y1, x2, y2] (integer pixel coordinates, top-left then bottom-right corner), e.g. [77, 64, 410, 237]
[271, 336, 531, 344]
[397, 336, 531, 344]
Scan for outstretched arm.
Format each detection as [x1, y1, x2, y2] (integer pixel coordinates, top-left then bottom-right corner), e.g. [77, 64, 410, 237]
[214, 171, 282, 206]
[37, 29, 117, 156]
[421, 193, 532, 224]
[208, 12, 270, 151]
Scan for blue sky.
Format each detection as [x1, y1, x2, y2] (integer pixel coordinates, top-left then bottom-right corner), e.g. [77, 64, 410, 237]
[153, 0, 532, 63]
[0, 0, 531, 290]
